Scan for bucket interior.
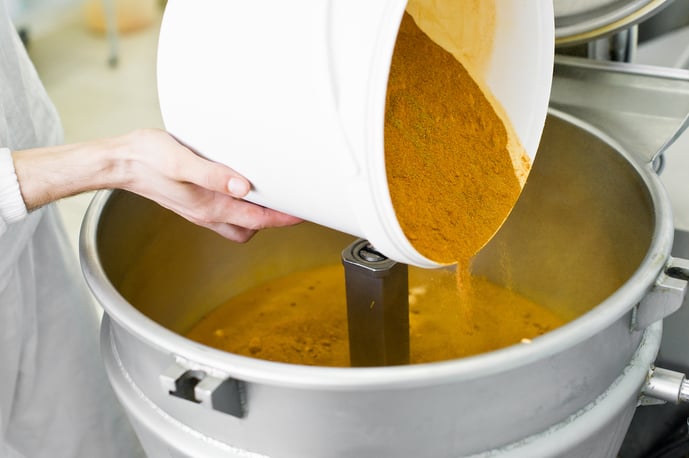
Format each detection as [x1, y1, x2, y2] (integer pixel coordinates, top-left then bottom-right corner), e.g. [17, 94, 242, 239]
[93, 114, 655, 357]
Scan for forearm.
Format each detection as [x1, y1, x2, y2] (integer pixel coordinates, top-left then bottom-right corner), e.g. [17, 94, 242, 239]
[12, 136, 129, 210]
[9, 128, 300, 242]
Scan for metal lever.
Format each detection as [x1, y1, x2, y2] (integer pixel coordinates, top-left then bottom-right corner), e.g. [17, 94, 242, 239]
[341, 239, 409, 367]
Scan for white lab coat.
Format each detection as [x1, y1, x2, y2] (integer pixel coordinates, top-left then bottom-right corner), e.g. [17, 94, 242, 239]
[0, 3, 144, 457]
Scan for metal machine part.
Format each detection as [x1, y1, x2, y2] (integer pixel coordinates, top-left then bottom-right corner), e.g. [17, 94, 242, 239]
[642, 367, 689, 405]
[82, 111, 685, 457]
[620, 230, 689, 457]
[100, 316, 664, 458]
[160, 361, 245, 418]
[633, 257, 689, 330]
[550, 56, 689, 168]
[586, 26, 638, 62]
[554, 0, 673, 47]
[341, 240, 409, 367]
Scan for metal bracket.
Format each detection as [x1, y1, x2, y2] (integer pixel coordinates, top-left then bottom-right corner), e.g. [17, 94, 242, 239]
[632, 257, 689, 331]
[160, 361, 245, 418]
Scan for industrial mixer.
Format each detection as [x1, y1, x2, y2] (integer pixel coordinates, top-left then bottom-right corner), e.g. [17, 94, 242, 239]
[82, 108, 689, 456]
[80, 0, 689, 456]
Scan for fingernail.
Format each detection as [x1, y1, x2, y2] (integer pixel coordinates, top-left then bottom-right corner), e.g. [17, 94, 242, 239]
[228, 177, 250, 197]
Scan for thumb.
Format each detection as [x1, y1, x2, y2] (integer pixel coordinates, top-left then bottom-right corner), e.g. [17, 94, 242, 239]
[186, 153, 251, 198]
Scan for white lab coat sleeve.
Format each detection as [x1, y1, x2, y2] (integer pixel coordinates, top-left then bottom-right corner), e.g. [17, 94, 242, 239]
[0, 147, 27, 235]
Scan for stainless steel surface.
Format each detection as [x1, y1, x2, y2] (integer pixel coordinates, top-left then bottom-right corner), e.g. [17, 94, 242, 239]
[657, 230, 689, 368]
[160, 362, 245, 418]
[642, 367, 689, 404]
[633, 257, 689, 330]
[81, 110, 675, 457]
[102, 313, 663, 458]
[341, 240, 409, 367]
[638, 0, 689, 43]
[585, 26, 638, 62]
[554, 0, 673, 46]
[551, 56, 689, 165]
[621, 229, 689, 456]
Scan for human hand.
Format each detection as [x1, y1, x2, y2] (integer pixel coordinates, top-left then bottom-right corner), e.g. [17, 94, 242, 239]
[114, 129, 301, 242]
[12, 128, 301, 242]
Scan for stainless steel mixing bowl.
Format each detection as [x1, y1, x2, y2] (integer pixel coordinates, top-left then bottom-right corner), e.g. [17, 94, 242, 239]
[81, 110, 682, 457]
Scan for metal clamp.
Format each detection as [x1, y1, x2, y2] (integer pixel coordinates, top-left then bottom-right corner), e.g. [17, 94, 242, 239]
[160, 362, 245, 418]
[632, 257, 689, 330]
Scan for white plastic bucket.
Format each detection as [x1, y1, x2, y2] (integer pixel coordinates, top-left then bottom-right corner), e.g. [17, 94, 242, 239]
[157, 0, 554, 267]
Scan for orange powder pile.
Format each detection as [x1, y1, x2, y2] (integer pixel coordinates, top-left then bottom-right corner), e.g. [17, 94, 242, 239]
[385, 13, 524, 273]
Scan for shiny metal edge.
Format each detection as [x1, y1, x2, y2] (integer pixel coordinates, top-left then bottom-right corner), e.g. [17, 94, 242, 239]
[555, 0, 672, 46]
[552, 56, 689, 164]
[555, 54, 689, 80]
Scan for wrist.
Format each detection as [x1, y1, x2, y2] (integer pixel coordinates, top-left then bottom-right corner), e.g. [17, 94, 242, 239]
[12, 137, 128, 210]
[89, 134, 136, 191]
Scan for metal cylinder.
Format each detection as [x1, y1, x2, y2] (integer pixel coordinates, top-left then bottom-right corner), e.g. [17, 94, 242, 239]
[642, 366, 689, 405]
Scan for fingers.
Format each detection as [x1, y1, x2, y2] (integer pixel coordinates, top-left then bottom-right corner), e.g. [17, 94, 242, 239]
[123, 129, 301, 240]
[183, 202, 301, 242]
[172, 141, 251, 199]
[201, 221, 258, 243]
[188, 191, 302, 232]
[150, 180, 301, 240]
[129, 129, 252, 199]
[240, 204, 303, 229]
[188, 155, 251, 198]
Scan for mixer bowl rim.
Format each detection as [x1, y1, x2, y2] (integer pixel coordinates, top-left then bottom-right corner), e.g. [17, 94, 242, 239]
[80, 109, 674, 390]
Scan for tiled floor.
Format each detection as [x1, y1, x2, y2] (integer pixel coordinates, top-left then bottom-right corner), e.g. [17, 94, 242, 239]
[28, 7, 164, 256]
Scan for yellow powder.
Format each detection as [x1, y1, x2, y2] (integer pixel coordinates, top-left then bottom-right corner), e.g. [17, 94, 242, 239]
[385, 12, 527, 271]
